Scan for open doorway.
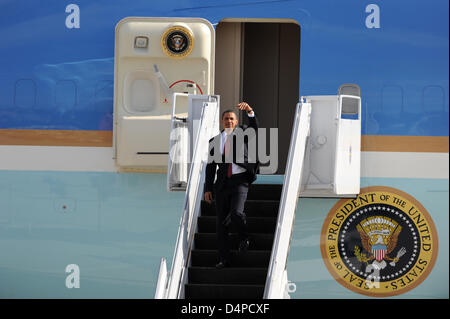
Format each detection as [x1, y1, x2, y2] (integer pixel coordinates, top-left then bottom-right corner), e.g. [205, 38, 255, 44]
[215, 19, 300, 174]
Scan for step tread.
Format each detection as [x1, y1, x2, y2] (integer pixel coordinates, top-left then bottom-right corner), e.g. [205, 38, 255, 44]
[192, 249, 272, 253]
[186, 283, 265, 288]
[189, 266, 267, 270]
[188, 267, 268, 284]
[195, 233, 274, 240]
[201, 200, 280, 217]
[197, 216, 277, 234]
[190, 249, 271, 267]
[184, 283, 265, 299]
[194, 233, 274, 250]
[195, 232, 274, 237]
[244, 184, 282, 200]
[198, 216, 277, 221]
[202, 199, 281, 204]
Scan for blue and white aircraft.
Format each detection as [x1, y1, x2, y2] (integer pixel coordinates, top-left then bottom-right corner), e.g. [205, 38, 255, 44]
[0, 0, 447, 299]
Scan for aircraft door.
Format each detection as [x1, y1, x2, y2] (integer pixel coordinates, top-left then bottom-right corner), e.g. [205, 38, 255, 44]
[113, 17, 215, 171]
[334, 93, 361, 195]
[300, 84, 361, 197]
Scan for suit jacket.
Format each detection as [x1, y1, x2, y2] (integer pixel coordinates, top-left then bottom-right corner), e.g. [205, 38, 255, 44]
[204, 114, 259, 193]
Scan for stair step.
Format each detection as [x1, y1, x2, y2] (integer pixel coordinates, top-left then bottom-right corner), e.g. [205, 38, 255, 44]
[188, 267, 268, 285]
[185, 283, 265, 299]
[201, 200, 280, 217]
[197, 216, 277, 234]
[247, 184, 282, 200]
[194, 233, 274, 250]
[191, 249, 271, 267]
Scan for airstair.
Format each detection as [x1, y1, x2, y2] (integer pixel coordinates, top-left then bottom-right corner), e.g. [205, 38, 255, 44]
[155, 84, 361, 299]
[185, 183, 282, 298]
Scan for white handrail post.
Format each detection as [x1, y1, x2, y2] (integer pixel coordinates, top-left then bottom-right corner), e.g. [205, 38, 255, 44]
[264, 102, 311, 298]
[164, 98, 219, 299]
[154, 258, 168, 299]
[167, 92, 189, 192]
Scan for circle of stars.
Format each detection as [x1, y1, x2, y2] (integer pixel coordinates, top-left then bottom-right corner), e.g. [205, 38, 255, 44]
[340, 205, 418, 281]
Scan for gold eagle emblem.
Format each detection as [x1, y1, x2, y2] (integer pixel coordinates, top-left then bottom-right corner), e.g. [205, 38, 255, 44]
[354, 216, 405, 265]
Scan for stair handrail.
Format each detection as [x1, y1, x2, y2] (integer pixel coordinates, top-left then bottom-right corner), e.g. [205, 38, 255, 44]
[154, 258, 168, 298]
[163, 98, 219, 299]
[263, 101, 311, 298]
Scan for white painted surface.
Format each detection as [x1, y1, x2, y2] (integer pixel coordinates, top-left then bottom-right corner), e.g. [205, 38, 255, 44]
[0, 147, 448, 179]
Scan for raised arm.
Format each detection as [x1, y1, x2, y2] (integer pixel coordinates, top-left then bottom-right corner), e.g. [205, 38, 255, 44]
[237, 102, 258, 130]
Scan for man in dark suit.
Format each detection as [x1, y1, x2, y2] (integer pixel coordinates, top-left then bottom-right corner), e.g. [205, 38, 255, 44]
[204, 102, 259, 269]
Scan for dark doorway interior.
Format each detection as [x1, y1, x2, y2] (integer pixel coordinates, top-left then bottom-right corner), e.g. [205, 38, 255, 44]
[215, 20, 300, 174]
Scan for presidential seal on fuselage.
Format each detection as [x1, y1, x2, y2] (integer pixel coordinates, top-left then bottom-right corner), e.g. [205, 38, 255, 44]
[320, 186, 438, 297]
[161, 25, 194, 58]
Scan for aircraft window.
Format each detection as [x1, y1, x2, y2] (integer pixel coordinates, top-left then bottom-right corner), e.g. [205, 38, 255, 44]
[341, 97, 359, 115]
[130, 79, 157, 112]
[382, 85, 403, 113]
[423, 85, 445, 112]
[14, 79, 36, 108]
[56, 80, 77, 109]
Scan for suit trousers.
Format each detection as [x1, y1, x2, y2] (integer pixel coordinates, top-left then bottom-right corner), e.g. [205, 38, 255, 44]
[215, 173, 249, 263]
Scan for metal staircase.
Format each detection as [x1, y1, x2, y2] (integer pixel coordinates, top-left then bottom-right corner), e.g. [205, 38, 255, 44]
[185, 184, 282, 299]
[156, 86, 361, 299]
[155, 101, 309, 299]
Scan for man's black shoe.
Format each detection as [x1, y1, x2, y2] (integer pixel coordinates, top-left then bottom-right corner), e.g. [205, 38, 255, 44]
[238, 238, 250, 253]
[215, 261, 230, 269]
[222, 213, 232, 227]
